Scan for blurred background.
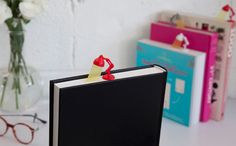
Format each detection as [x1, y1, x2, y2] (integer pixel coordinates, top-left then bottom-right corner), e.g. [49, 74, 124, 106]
[0, 0, 235, 99]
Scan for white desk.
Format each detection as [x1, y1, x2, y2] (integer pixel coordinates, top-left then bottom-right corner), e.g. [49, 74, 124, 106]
[0, 99, 235, 146]
[160, 99, 236, 146]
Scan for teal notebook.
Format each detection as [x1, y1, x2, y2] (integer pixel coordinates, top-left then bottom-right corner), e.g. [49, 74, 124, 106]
[136, 39, 206, 126]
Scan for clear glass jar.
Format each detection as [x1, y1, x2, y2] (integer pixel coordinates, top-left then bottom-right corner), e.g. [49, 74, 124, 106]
[0, 67, 43, 112]
[0, 29, 43, 112]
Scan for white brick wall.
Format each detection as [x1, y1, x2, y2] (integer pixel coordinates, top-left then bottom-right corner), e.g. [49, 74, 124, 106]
[0, 0, 235, 98]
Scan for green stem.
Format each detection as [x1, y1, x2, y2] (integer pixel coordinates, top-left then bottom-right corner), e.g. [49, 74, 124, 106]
[15, 89, 19, 110]
[0, 18, 33, 110]
[0, 77, 8, 107]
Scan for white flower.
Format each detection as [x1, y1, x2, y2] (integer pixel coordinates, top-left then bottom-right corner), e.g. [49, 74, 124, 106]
[19, 0, 48, 20]
[0, 0, 12, 24]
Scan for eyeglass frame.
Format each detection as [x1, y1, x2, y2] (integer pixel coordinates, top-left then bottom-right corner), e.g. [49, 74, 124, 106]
[0, 113, 47, 145]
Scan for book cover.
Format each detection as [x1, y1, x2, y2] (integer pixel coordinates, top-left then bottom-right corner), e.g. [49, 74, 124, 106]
[137, 39, 206, 126]
[158, 11, 236, 121]
[150, 22, 218, 122]
[50, 65, 167, 146]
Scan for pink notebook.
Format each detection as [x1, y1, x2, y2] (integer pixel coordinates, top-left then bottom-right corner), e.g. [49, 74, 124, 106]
[150, 22, 218, 122]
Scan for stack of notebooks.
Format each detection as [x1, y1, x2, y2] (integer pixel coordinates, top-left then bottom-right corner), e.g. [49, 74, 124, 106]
[136, 11, 236, 126]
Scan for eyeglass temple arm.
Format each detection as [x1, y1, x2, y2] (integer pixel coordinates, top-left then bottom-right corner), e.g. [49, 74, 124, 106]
[0, 113, 47, 124]
[23, 113, 47, 124]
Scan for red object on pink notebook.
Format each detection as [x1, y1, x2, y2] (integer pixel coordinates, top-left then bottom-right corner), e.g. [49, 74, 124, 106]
[150, 22, 218, 122]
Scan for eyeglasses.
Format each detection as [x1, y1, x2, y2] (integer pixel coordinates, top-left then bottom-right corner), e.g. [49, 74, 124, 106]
[0, 113, 47, 145]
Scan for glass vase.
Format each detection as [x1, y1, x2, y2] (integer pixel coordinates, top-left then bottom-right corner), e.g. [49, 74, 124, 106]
[0, 30, 43, 112]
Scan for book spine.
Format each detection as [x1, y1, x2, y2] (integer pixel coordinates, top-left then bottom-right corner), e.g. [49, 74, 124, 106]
[190, 53, 206, 126]
[49, 81, 54, 146]
[221, 23, 236, 119]
[200, 34, 217, 122]
[211, 23, 236, 121]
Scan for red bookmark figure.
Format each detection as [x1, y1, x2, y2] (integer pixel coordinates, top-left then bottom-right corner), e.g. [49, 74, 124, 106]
[87, 55, 115, 81]
[217, 4, 235, 22]
[223, 5, 235, 22]
[101, 56, 115, 81]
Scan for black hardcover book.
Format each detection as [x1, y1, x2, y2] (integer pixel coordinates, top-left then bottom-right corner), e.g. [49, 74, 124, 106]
[50, 65, 167, 146]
